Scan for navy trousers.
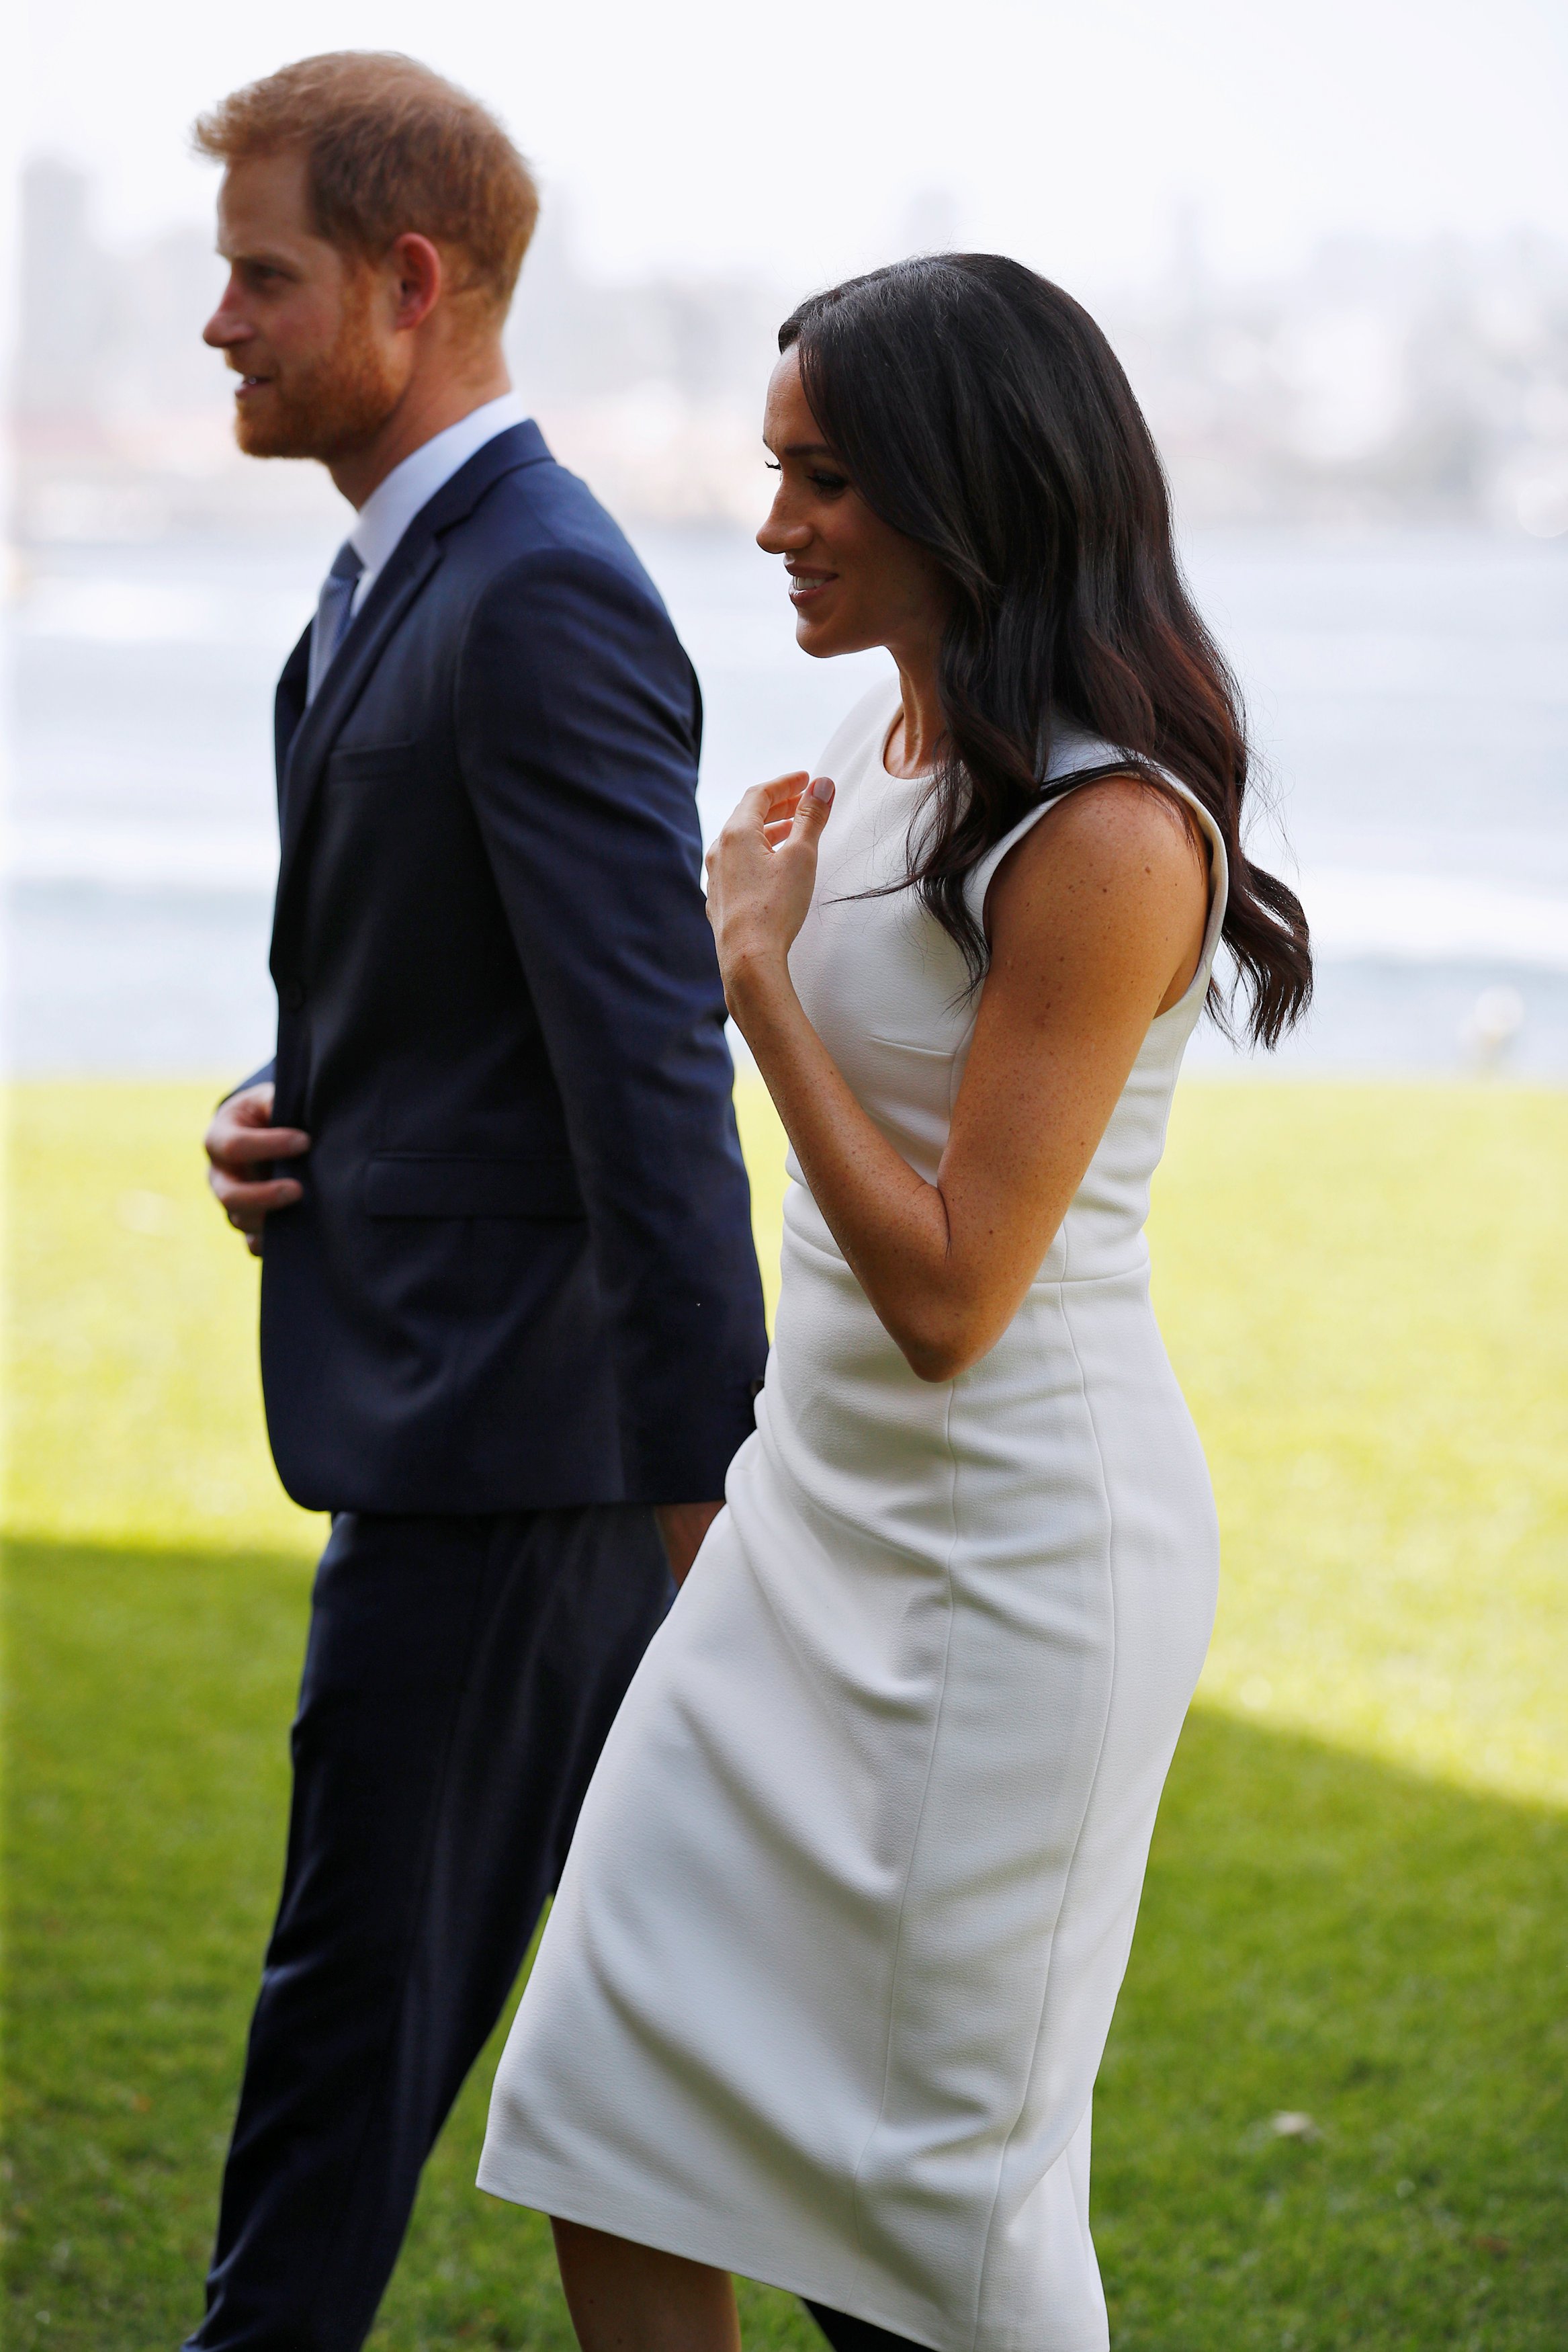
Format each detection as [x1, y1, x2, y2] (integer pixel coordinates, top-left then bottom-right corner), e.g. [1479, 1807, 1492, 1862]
[185, 1503, 672, 2352]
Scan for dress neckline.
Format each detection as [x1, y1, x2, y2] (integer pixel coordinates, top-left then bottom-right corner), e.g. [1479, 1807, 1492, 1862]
[879, 704, 934, 785]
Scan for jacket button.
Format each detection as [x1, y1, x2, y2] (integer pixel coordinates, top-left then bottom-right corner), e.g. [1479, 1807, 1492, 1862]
[281, 979, 306, 1013]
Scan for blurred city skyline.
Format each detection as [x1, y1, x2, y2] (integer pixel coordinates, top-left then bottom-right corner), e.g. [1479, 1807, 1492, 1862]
[9, 0, 1568, 1083]
[20, 0, 1568, 282]
[15, 0, 1568, 537]
[14, 150, 1568, 537]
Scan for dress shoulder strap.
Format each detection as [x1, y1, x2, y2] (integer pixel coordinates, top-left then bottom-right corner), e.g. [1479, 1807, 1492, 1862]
[961, 735, 1230, 964]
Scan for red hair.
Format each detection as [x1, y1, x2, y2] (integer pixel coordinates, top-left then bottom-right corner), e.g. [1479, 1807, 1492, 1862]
[194, 52, 538, 328]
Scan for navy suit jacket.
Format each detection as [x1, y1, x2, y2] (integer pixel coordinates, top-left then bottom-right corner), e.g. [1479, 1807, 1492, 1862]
[253, 421, 768, 1514]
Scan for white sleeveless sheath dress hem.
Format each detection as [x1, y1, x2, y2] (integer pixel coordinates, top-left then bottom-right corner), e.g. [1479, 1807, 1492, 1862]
[478, 681, 1227, 2352]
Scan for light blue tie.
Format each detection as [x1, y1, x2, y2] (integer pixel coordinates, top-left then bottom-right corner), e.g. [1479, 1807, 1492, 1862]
[307, 540, 365, 703]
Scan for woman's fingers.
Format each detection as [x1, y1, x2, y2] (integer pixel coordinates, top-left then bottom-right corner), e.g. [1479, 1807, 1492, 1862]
[706, 770, 831, 975]
[728, 772, 809, 837]
[777, 776, 835, 854]
[764, 776, 834, 849]
[706, 771, 834, 984]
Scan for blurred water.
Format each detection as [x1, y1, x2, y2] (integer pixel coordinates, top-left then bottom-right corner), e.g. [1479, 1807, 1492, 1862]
[5, 521, 1566, 1079]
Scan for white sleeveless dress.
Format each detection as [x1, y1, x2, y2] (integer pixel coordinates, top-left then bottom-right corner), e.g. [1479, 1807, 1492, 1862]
[480, 681, 1226, 2352]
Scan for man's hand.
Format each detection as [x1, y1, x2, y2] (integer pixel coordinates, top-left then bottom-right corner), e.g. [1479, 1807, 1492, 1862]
[654, 1500, 724, 1588]
[205, 1083, 310, 1257]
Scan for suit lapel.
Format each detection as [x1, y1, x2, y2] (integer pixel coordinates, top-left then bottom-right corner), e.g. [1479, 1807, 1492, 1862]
[274, 622, 312, 800]
[273, 420, 554, 904]
[275, 534, 442, 894]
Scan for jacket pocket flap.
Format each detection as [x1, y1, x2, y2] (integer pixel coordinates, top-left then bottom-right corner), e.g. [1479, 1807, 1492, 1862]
[328, 741, 420, 783]
[363, 1154, 585, 1219]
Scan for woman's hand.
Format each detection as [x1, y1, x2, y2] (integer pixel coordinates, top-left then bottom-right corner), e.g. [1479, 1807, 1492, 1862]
[724, 774, 1209, 1384]
[704, 771, 835, 1021]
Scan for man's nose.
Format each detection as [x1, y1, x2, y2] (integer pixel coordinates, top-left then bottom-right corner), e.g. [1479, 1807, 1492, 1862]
[204, 281, 250, 349]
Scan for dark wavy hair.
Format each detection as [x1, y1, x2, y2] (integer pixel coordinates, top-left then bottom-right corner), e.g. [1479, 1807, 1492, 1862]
[779, 255, 1311, 1047]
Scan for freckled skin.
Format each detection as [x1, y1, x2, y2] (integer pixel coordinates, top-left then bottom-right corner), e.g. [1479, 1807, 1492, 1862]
[705, 351, 1210, 1384]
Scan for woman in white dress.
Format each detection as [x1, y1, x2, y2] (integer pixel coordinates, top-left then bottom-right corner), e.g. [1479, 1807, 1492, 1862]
[478, 256, 1312, 2352]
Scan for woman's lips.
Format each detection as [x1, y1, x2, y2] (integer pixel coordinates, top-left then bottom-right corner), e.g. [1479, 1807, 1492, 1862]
[787, 571, 836, 606]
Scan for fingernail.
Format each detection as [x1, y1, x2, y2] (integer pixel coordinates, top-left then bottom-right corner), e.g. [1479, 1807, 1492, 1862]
[810, 775, 835, 802]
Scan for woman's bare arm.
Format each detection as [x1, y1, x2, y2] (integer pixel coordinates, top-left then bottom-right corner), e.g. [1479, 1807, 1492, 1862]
[709, 773, 1208, 1382]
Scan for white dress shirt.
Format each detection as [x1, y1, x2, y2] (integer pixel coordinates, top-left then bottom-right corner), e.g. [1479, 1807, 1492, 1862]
[347, 390, 529, 614]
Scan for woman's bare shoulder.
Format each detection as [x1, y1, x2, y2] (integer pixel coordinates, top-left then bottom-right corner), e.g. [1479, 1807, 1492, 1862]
[990, 772, 1207, 931]
[1042, 769, 1207, 861]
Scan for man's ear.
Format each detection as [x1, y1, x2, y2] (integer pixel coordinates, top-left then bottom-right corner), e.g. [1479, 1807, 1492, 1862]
[388, 233, 443, 333]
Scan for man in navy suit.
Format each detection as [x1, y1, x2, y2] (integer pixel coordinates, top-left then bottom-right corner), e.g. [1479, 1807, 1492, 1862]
[189, 53, 767, 2351]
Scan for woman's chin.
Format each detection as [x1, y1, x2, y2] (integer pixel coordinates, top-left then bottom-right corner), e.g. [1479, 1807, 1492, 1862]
[793, 614, 851, 661]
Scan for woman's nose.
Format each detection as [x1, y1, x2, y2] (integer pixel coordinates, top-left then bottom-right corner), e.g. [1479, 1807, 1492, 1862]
[758, 507, 812, 556]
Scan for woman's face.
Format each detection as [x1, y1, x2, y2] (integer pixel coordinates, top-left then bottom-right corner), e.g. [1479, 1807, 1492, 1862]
[758, 347, 949, 665]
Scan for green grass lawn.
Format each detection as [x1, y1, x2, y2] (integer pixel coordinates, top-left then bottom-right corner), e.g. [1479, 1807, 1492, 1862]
[5, 1078, 1567, 2349]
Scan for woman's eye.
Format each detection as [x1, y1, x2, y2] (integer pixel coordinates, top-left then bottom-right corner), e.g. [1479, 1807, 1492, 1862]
[808, 470, 848, 493]
[764, 460, 781, 474]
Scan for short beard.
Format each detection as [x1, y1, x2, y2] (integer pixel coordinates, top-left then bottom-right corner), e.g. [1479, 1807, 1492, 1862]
[236, 280, 400, 464]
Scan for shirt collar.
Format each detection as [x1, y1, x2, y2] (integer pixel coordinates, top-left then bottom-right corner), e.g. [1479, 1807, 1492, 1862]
[349, 391, 529, 583]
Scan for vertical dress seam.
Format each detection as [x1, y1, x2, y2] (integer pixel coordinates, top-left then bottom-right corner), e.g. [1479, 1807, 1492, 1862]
[969, 1210, 1120, 2352]
[848, 1374, 963, 2265]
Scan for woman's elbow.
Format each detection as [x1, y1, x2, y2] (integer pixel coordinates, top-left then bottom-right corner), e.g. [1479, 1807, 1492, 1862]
[878, 1259, 1018, 1384]
[896, 1314, 993, 1385]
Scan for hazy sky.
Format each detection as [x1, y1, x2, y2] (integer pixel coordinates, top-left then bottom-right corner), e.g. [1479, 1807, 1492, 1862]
[22, 0, 1568, 291]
